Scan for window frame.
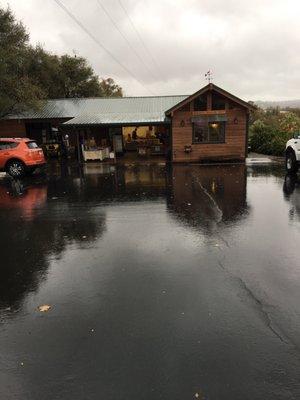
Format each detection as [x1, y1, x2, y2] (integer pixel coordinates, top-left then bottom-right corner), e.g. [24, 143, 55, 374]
[192, 120, 226, 145]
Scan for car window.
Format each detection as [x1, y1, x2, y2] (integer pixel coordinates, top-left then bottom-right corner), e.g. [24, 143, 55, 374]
[26, 141, 39, 149]
[0, 141, 19, 150]
[0, 142, 9, 150]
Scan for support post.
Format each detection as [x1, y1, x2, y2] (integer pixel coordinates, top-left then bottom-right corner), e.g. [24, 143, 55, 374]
[76, 130, 81, 164]
[112, 135, 117, 164]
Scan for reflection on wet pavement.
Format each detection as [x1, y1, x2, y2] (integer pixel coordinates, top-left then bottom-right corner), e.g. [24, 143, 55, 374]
[0, 163, 299, 400]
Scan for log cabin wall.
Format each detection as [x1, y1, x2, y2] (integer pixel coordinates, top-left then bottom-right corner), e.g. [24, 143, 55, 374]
[171, 95, 248, 163]
[0, 118, 70, 140]
[0, 119, 26, 137]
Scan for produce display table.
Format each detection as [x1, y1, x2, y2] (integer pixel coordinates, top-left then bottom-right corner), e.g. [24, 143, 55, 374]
[82, 146, 110, 162]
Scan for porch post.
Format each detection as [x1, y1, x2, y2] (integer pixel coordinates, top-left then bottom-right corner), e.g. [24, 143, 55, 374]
[112, 134, 116, 164]
[76, 129, 81, 164]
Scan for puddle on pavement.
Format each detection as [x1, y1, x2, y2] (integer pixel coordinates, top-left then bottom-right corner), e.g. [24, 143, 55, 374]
[0, 163, 299, 400]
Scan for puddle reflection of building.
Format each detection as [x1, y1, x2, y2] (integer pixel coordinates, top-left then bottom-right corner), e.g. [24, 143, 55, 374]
[77, 163, 168, 201]
[167, 164, 249, 232]
[283, 174, 300, 221]
[0, 176, 107, 313]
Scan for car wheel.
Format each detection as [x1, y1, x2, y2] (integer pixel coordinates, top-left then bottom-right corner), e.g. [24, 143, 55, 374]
[285, 150, 298, 174]
[6, 160, 26, 178]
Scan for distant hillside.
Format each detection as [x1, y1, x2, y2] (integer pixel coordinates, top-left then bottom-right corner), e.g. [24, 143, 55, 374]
[255, 99, 300, 109]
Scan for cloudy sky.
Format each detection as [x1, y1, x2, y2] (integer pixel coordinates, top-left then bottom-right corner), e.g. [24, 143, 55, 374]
[1, 0, 299, 100]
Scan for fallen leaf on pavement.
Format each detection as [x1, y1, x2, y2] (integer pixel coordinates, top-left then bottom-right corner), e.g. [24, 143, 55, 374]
[38, 305, 51, 312]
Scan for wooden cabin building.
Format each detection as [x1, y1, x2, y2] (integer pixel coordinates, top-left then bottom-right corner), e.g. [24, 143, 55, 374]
[167, 83, 254, 162]
[0, 83, 254, 163]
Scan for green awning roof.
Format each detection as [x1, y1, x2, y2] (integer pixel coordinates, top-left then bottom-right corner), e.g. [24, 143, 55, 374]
[63, 112, 171, 126]
[8, 95, 188, 125]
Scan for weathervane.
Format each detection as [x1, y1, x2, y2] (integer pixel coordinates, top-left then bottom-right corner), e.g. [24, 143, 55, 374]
[205, 70, 213, 83]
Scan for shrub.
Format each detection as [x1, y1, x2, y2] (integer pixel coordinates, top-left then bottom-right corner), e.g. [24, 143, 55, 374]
[249, 120, 276, 154]
[249, 112, 300, 156]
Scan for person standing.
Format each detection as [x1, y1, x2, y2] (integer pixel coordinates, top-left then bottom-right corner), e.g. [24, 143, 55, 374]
[132, 128, 138, 140]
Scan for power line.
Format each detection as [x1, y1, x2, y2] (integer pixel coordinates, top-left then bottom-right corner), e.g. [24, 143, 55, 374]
[118, 0, 162, 77]
[52, 0, 154, 95]
[96, 0, 159, 82]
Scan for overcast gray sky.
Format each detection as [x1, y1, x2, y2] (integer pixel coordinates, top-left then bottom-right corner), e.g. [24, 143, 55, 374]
[1, 0, 299, 100]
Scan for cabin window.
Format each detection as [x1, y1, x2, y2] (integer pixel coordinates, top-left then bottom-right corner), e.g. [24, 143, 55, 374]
[212, 93, 226, 110]
[193, 120, 226, 143]
[194, 93, 207, 111]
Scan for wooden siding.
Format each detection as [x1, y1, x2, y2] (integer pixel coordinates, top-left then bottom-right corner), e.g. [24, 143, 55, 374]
[172, 108, 247, 162]
[0, 119, 26, 138]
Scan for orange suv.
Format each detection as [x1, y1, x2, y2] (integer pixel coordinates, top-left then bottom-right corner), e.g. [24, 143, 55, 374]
[0, 138, 46, 178]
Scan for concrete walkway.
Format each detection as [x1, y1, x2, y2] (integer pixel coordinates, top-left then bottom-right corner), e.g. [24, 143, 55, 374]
[246, 152, 284, 165]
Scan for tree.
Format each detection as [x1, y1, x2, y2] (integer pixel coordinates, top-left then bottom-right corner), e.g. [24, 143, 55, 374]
[0, 6, 123, 119]
[27, 48, 123, 99]
[0, 7, 44, 118]
[98, 78, 123, 98]
[25, 45, 61, 99]
[279, 112, 300, 134]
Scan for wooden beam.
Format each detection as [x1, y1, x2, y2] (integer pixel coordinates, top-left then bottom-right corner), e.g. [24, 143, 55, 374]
[192, 110, 226, 116]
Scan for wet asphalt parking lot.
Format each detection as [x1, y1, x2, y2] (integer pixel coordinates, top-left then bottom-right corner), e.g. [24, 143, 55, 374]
[0, 162, 299, 400]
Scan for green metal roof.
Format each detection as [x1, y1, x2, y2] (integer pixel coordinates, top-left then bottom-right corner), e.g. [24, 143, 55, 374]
[63, 112, 171, 126]
[12, 95, 188, 125]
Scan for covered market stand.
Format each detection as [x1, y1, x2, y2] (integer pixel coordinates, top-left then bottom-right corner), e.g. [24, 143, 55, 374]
[0, 84, 255, 163]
